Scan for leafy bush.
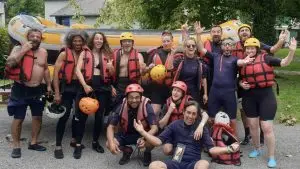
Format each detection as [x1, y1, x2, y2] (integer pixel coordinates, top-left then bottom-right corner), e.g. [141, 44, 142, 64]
[0, 27, 10, 79]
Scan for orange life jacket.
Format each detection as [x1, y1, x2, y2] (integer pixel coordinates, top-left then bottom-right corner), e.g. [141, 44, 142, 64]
[120, 96, 150, 133]
[82, 49, 113, 84]
[5, 50, 36, 82]
[152, 51, 174, 86]
[165, 95, 192, 124]
[113, 48, 140, 83]
[211, 123, 241, 166]
[173, 54, 203, 91]
[58, 47, 76, 84]
[232, 41, 245, 59]
[240, 53, 275, 89]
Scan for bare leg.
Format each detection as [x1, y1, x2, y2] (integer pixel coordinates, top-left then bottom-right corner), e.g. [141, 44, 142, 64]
[162, 143, 173, 156]
[261, 120, 275, 158]
[31, 116, 42, 145]
[11, 119, 24, 148]
[248, 117, 260, 148]
[149, 161, 167, 169]
[230, 119, 238, 137]
[194, 160, 209, 169]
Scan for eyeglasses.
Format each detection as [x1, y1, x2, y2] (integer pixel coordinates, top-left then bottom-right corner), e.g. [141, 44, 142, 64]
[186, 44, 196, 48]
[222, 42, 234, 46]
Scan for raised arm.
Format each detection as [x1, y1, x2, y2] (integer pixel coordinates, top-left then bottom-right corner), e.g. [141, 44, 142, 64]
[270, 30, 289, 53]
[6, 43, 31, 68]
[281, 37, 297, 67]
[194, 21, 207, 54]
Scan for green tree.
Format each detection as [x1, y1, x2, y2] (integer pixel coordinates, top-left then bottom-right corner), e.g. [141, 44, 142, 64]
[6, 0, 44, 22]
[69, 0, 85, 24]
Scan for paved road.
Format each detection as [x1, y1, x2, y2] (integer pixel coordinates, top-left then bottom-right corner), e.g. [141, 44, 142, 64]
[0, 108, 299, 169]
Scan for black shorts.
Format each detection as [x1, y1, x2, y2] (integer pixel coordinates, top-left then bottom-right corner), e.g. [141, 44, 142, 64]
[242, 87, 277, 121]
[115, 132, 141, 146]
[149, 84, 170, 105]
[7, 82, 45, 119]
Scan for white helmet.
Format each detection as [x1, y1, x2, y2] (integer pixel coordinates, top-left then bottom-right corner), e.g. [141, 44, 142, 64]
[45, 103, 66, 119]
[215, 111, 230, 125]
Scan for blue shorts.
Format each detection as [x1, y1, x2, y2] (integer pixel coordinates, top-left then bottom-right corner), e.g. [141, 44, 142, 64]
[165, 159, 197, 169]
[7, 97, 45, 119]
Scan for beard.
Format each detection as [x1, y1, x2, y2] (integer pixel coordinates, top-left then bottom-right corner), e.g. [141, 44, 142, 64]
[212, 36, 221, 43]
[31, 41, 41, 50]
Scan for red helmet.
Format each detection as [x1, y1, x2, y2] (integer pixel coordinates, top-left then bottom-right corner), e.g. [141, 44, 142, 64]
[125, 84, 144, 95]
[172, 81, 187, 94]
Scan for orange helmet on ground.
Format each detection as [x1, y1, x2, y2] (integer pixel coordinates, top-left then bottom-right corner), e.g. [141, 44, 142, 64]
[79, 97, 99, 115]
[125, 84, 144, 95]
[172, 81, 187, 94]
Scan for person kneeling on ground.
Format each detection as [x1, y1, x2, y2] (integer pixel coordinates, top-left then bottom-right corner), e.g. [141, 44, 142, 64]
[106, 84, 158, 166]
[134, 101, 240, 169]
[159, 81, 208, 155]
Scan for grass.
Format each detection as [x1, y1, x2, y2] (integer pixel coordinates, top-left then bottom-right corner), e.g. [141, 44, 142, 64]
[275, 74, 300, 121]
[275, 48, 300, 71]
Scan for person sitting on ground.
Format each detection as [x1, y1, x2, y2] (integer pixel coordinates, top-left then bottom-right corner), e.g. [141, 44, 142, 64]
[134, 101, 240, 169]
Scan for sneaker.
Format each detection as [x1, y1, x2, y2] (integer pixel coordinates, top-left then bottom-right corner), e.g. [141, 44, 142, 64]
[92, 142, 104, 153]
[241, 135, 251, 145]
[11, 148, 21, 158]
[119, 152, 132, 165]
[73, 146, 82, 159]
[248, 149, 262, 158]
[267, 158, 277, 168]
[70, 142, 85, 149]
[28, 144, 47, 151]
[54, 149, 64, 159]
[143, 151, 152, 166]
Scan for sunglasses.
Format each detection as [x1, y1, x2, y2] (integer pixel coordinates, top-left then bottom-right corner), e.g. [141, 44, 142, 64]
[186, 44, 196, 48]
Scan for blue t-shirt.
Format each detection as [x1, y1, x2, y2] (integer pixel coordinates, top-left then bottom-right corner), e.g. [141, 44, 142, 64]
[109, 102, 157, 134]
[205, 52, 238, 90]
[158, 120, 214, 162]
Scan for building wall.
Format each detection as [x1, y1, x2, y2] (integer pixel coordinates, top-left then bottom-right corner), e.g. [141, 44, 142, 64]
[45, 1, 69, 22]
[0, 2, 5, 27]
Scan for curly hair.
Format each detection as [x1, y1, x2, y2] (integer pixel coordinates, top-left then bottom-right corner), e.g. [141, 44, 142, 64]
[88, 32, 113, 58]
[65, 30, 88, 48]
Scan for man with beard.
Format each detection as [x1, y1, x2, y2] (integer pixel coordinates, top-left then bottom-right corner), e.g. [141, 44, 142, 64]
[106, 84, 158, 166]
[53, 30, 88, 159]
[6, 28, 52, 158]
[111, 32, 146, 109]
[195, 21, 254, 136]
[233, 24, 288, 145]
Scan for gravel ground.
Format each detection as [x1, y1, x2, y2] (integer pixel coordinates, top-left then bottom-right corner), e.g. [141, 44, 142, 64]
[0, 108, 299, 169]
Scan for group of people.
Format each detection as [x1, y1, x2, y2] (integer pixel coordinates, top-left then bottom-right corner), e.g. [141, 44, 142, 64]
[5, 19, 297, 169]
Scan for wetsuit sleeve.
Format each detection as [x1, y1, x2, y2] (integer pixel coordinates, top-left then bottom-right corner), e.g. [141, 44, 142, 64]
[265, 55, 282, 67]
[146, 103, 157, 125]
[201, 62, 208, 78]
[260, 42, 272, 53]
[158, 122, 174, 143]
[201, 127, 214, 150]
[159, 104, 168, 120]
[146, 51, 155, 65]
[109, 104, 122, 126]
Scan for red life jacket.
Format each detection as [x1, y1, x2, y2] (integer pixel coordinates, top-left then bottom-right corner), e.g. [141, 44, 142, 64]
[120, 96, 150, 133]
[58, 47, 76, 84]
[173, 54, 203, 91]
[165, 95, 192, 124]
[153, 51, 174, 86]
[199, 40, 212, 64]
[211, 123, 241, 166]
[240, 53, 275, 89]
[113, 48, 140, 83]
[82, 49, 113, 84]
[5, 50, 36, 82]
[232, 41, 245, 59]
